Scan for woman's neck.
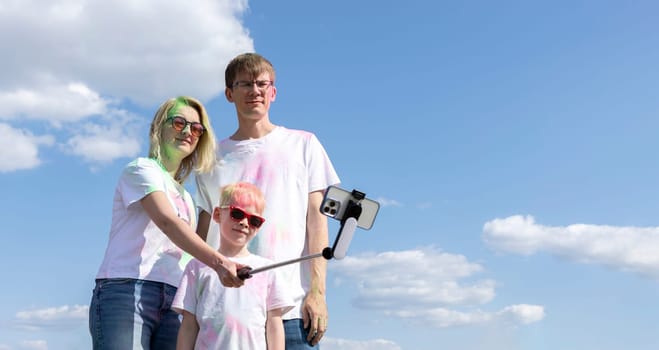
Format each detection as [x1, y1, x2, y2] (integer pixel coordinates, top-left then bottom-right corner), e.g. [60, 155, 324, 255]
[157, 156, 181, 180]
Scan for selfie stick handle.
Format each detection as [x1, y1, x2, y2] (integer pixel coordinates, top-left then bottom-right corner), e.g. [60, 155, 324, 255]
[332, 217, 357, 260]
[238, 247, 334, 280]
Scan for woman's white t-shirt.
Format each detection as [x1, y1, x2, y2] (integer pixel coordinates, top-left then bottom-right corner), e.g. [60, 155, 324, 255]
[95, 157, 195, 287]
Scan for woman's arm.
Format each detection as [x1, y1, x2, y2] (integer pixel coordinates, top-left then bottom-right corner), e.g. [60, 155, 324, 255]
[266, 308, 286, 350]
[176, 311, 199, 350]
[141, 191, 244, 287]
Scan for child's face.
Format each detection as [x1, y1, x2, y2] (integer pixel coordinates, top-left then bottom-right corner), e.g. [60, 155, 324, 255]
[216, 199, 264, 249]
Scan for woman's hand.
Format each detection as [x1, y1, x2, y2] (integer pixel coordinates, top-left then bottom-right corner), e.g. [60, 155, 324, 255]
[214, 258, 245, 288]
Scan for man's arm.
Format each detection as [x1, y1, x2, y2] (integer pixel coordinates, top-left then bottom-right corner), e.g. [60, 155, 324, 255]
[194, 172, 213, 242]
[302, 190, 329, 345]
[196, 209, 212, 242]
[266, 308, 286, 350]
[176, 311, 199, 350]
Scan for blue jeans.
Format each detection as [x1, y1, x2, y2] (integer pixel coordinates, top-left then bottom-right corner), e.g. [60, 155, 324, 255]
[284, 318, 319, 349]
[89, 278, 180, 350]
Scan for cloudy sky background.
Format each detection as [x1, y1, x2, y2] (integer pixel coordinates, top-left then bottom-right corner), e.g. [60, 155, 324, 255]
[2, 1, 659, 349]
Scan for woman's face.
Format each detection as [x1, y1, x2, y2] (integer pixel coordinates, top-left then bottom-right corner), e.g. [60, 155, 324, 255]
[160, 105, 202, 161]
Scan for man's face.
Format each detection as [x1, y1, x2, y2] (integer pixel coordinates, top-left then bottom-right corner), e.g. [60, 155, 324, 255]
[225, 71, 277, 121]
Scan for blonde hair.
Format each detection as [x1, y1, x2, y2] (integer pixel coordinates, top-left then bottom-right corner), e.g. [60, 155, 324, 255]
[148, 96, 216, 183]
[225, 53, 276, 89]
[219, 182, 266, 214]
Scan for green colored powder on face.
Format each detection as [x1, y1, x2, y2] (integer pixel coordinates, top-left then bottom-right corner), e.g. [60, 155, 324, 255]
[160, 97, 192, 169]
[167, 97, 190, 117]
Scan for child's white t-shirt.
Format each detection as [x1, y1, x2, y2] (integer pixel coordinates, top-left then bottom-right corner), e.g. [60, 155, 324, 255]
[95, 157, 195, 287]
[173, 254, 295, 350]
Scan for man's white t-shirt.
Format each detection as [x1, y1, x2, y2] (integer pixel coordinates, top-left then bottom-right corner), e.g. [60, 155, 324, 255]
[96, 157, 195, 287]
[195, 126, 340, 319]
[173, 254, 295, 350]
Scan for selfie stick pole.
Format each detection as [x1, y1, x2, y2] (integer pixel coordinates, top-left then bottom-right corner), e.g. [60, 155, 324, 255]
[237, 248, 333, 279]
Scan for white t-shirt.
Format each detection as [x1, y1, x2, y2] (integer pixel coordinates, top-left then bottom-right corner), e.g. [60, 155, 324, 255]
[95, 157, 196, 287]
[195, 126, 340, 319]
[173, 254, 295, 350]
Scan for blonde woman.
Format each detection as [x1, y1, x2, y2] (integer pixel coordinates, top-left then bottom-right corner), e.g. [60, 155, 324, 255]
[90, 96, 244, 350]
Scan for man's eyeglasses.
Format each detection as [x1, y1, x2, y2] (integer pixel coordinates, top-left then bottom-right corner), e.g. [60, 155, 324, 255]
[222, 205, 266, 229]
[166, 116, 205, 138]
[232, 80, 274, 91]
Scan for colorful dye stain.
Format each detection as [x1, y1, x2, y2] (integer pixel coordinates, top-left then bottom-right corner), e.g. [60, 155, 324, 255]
[167, 97, 190, 117]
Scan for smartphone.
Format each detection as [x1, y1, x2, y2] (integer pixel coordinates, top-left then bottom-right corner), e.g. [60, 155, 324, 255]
[320, 185, 380, 230]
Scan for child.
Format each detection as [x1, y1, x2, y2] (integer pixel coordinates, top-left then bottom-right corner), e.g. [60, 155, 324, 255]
[173, 182, 294, 350]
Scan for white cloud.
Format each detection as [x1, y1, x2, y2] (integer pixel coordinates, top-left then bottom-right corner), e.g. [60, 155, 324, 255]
[387, 304, 545, 328]
[0, 83, 109, 124]
[0, 0, 253, 168]
[66, 132, 140, 164]
[330, 248, 544, 328]
[322, 337, 401, 350]
[496, 304, 546, 325]
[374, 197, 402, 207]
[483, 215, 659, 278]
[18, 340, 47, 350]
[62, 111, 142, 164]
[0, 106, 142, 171]
[0, 0, 253, 106]
[13, 305, 88, 331]
[0, 123, 55, 172]
[387, 307, 492, 328]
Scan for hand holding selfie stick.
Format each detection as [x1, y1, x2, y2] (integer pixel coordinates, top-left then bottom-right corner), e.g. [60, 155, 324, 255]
[238, 187, 378, 280]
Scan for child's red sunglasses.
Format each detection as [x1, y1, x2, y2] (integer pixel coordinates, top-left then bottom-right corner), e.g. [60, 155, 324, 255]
[225, 206, 265, 228]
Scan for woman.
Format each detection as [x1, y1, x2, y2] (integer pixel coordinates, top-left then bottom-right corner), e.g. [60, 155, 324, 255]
[89, 96, 243, 350]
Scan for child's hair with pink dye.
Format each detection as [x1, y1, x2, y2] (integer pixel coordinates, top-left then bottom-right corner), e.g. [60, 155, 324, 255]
[218, 182, 266, 214]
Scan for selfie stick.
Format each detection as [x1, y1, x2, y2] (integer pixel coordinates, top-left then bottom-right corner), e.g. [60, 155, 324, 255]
[237, 247, 334, 279]
[237, 191, 365, 280]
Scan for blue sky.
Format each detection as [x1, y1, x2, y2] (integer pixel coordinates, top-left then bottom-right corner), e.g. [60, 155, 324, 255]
[2, 1, 659, 349]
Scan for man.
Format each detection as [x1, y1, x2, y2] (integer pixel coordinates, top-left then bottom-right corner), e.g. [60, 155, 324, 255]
[196, 53, 340, 349]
